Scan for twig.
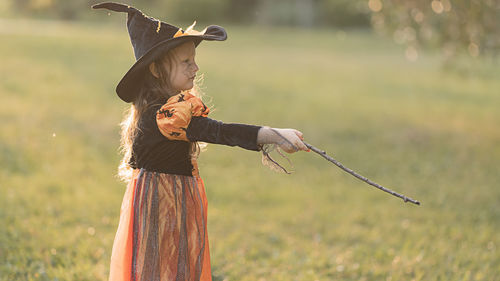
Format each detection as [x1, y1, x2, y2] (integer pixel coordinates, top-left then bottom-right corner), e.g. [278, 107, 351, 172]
[303, 142, 420, 206]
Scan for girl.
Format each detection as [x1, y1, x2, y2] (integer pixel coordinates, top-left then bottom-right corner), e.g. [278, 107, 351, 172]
[93, 2, 308, 281]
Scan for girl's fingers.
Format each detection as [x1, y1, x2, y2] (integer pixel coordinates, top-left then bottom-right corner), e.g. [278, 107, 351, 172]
[292, 130, 307, 151]
[280, 141, 298, 153]
[290, 138, 308, 152]
[297, 140, 308, 151]
[295, 130, 304, 140]
[274, 128, 309, 153]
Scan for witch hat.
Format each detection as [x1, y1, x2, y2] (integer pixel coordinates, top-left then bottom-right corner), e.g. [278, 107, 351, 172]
[92, 2, 227, 102]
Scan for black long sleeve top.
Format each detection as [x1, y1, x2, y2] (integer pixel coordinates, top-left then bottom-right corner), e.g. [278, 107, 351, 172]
[129, 103, 261, 176]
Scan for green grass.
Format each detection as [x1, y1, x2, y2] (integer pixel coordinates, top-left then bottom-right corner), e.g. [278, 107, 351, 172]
[0, 18, 499, 281]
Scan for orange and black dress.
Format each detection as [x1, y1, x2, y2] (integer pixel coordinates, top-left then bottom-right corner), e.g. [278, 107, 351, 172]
[109, 92, 261, 281]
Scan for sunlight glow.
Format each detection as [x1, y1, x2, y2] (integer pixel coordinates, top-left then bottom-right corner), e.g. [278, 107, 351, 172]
[431, 1, 444, 14]
[368, 0, 383, 12]
[405, 46, 418, 61]
[442, 0, 452, 12]
[411, 9, 424, 23]
[468, 42, 479, 57]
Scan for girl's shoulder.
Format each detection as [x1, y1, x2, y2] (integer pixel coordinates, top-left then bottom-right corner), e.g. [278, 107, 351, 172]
[158, 91, 209, 117]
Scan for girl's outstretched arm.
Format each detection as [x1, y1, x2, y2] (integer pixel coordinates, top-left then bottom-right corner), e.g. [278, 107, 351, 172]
[257, 126, 308, 153]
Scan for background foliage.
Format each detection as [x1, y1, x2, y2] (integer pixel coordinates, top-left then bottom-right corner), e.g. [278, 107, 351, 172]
[0, 0, 369, 26]
[369, 0, 500, 62]
[2, 0, 498, 61]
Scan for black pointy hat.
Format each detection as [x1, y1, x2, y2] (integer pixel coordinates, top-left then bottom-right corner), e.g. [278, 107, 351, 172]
[92, 2, 227, 102]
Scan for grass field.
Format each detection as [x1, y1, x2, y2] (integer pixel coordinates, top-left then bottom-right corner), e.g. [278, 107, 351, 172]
[0, 18, 499, 281]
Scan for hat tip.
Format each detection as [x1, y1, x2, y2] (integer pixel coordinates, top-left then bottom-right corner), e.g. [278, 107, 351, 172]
[91, 2, 137, 14]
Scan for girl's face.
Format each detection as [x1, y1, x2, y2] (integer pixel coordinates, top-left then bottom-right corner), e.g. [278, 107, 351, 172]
[166, 41, 199, 92]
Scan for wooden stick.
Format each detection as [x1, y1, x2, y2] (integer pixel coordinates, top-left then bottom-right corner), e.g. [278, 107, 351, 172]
[303, 142, 420, 206]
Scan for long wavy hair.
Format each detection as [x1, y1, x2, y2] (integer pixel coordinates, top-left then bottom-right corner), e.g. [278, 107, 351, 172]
[118, 49, 204, 182]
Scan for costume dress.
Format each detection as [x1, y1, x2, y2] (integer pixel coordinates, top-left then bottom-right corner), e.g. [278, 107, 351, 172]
[108, 92, 261, 281]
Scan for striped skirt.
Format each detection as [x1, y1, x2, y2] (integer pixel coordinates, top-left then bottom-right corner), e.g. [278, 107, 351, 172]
[108, 169, 212, 281]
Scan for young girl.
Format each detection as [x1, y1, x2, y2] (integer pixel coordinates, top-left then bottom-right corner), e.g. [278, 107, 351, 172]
[93, 2, 308, 281]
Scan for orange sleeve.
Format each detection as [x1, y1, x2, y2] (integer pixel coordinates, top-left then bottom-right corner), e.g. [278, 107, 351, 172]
[156, 92, 210, 141]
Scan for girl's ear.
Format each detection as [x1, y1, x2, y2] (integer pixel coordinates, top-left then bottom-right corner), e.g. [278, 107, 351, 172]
[149, 62, 159, 78]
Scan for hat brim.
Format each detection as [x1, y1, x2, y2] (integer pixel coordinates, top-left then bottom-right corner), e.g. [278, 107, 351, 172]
[116, 26, 227, 102]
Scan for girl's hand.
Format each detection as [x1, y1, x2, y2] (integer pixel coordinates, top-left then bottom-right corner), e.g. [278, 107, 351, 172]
[257, 127, 309, 153]
[272, 128, 308, 153]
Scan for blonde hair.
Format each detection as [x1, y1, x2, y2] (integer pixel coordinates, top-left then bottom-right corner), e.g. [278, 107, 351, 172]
[118, 48, 205, 182]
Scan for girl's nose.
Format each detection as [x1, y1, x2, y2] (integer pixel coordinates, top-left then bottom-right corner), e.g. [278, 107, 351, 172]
[192, 62, 199, 72]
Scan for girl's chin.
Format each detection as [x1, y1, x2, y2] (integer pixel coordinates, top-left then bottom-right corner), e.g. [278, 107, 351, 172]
[177, 85, 193, 92]
[173, 81, 193, 91]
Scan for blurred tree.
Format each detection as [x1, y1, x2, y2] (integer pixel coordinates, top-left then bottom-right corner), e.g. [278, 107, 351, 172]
[255, 0, 370, 27]
[318, 0, 370, 27]
[7, 0, 94, 20]
[51, 0, 85, 20]
[11, 0, 29, 12]
[3, 0, 372, 28]
[150, 0, 229, 23]
[368, 0, 500, 61]
[226, 0, 259, 23]
[255, 0, 317, 27]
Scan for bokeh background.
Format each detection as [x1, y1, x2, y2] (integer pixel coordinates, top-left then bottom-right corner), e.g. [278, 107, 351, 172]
[1, 0, 499, 280]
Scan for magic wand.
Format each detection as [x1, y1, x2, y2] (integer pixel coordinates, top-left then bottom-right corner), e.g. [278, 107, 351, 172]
[303, 142, 420, 205]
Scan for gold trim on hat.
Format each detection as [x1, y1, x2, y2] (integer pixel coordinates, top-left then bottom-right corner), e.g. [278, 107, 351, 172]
[173, 21, 207, 38]
[156, 21, 161, 33]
